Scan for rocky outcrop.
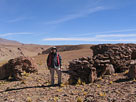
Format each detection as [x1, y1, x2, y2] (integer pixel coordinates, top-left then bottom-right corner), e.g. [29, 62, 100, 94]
[68, 56, 115, 84]
[68, 57, 96, 84]
[0, 56, 38, 80]
[91, 44, 136, 73]
[68, 44, 136, 84]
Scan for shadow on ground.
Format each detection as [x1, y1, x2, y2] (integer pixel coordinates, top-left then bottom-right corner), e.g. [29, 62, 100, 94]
[114, 78, 131, 83]
[0, 84, 60, 93]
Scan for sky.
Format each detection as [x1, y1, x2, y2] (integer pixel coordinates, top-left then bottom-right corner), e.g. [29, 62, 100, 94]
[0, 0, 136, 45]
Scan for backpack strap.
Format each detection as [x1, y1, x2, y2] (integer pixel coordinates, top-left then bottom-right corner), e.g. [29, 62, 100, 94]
[57, 53, 60, 66]
[48, 53, 60, 67]
[48, 53, 52, 66]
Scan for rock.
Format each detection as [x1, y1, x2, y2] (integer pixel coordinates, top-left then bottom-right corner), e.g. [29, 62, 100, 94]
[104, 64, 115, 75]
[68, 57, 97, 84]
[88, 67, 97, 83]
[127, 60, 136, 79]
[0, 67, 8, 80]
[91, 44, 136, 73]
[0, 56, 38, 80]
[69, 44, 136, 84]
[84, 95, 98, 102]
[131, 50, 136, 59]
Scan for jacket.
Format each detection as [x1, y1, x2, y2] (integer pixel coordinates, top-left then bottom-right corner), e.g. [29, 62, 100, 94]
[47, 52, 62, 68]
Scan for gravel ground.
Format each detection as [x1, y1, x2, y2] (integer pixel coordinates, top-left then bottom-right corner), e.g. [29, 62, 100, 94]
[0, 50, 136, 102]
[0, 65, 136, 102]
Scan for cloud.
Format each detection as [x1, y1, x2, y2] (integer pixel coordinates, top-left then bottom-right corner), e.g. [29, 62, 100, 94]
[96, 34, 136, 38]
[0, 32, 33, 37]
[46, 6, 107, 24]
[43, 38, 90, 41]
[7, 17, 29, 23]
[43, 37, 136, 42]
[76, 28, 136, 37]
[43, 34, 136, 42]
[99, 28, 136, 34]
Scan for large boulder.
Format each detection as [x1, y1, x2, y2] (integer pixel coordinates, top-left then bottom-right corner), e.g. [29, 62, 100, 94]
[0, 56, 38, 80]
[68, 57, 97, 84]
[68, 57, 115, 84]
[68, 44, 136, 84]
[91, 44, 136, 73]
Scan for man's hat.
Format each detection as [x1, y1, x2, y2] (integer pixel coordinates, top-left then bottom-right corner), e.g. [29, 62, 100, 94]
[51, 46, 57, 50]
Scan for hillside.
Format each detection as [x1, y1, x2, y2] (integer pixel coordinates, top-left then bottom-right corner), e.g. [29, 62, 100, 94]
[42, 44, 92, 54]
[0, 38, 51, 62]
[0, 38, 92, 63]
[0, 38, 21, 45]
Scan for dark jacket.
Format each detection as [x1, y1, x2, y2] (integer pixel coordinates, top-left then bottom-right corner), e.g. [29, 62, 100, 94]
[47, 52, 62, 68]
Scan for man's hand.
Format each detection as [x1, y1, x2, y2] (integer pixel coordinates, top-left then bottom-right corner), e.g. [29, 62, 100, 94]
[58, 66, 61, 71]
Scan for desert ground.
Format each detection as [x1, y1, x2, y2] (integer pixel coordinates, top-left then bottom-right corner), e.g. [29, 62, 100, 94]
[0, 44, 136, 102]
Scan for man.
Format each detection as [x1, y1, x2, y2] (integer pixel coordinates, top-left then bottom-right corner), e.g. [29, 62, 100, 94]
[47, 47, 62, 86]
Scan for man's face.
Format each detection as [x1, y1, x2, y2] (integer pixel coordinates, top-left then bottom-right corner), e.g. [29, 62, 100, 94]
[52, 49, 57, 53]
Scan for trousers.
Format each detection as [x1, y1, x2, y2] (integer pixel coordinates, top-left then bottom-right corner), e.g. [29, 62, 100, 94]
[49, 68, 61, 85]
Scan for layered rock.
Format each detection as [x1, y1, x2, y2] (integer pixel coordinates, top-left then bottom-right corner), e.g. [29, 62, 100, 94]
[69, 44, 136, 84]
[68, 57, 96, 84]
[0, 56, 37, 80]
[68, 57, 115, 84]
[91, 44, 136, 73]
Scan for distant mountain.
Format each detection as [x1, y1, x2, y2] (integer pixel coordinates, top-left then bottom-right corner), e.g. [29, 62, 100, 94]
[42, 44, 92, 54]
[0, 38, 22, 45]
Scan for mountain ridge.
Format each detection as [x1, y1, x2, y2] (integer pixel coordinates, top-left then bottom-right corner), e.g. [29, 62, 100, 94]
[0, 38, 22, 45]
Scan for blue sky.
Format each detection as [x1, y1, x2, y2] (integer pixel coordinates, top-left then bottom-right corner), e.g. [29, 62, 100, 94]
[0, 0, 136, 45]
